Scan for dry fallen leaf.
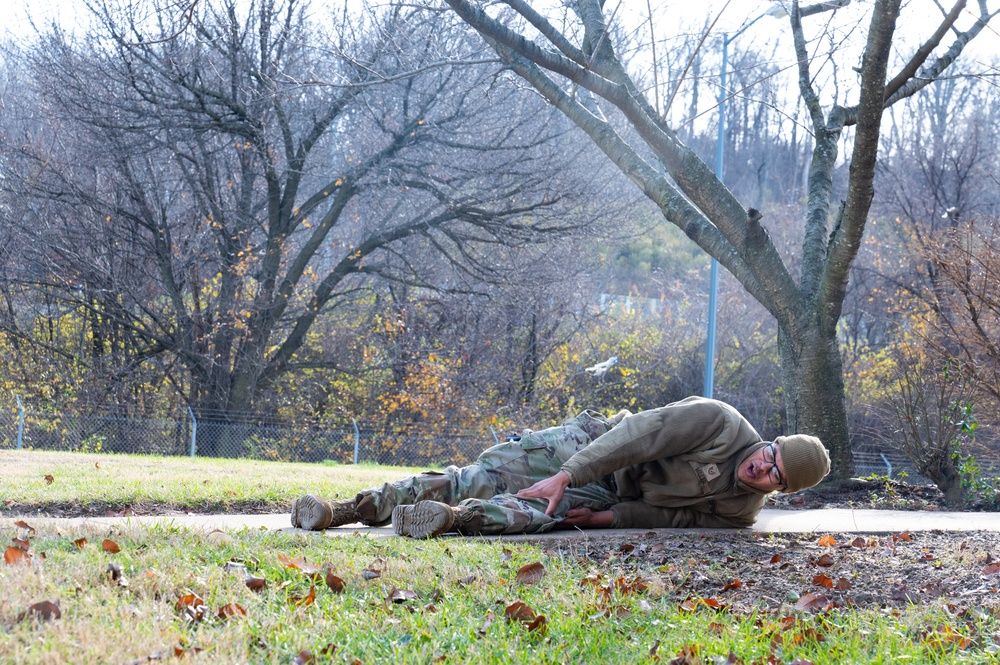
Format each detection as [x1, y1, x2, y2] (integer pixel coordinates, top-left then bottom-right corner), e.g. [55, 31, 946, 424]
[817, 535, 837, 547]
[795, 592, 832, 613]
[245, 575, 268, 592]
[893, 532, 912, 543]
[504, 601, 546, 634]
[44, 475, 55, 485]
[74, 538, 87, 550]
[387, 587, 419, 604]
[16, 600, 61, 623]
[102, 539, 121, 553]
[325, 568, 345, 593]
[516, 562, 546, 585]
[4, 546, 31, 566]
[217, 603, 247, 619]
[278, 553, 320, 577]
[813, 553, 835, 567]
[12, 537, 30, 550]
[290, 582, 316, 607]
[14, 520, 36, 534]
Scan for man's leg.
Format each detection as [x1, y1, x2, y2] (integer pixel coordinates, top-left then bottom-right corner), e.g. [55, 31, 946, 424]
[358, 413, 610, 525]
[296, 409, 614, 530]
[393, 481, 619, 538]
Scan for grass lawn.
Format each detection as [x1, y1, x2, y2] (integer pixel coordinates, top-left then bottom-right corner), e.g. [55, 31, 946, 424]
[2, 450, 998, 664]
[1, 449, 419, 516]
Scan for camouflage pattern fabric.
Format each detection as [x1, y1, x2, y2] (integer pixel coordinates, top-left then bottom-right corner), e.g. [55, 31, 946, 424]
[360, 411, 620, 534]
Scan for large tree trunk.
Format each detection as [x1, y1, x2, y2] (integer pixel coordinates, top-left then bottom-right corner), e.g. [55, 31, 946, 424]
[780, 325, 854, 479]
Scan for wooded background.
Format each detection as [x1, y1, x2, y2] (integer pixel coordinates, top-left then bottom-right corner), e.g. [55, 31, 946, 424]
[1, 0, 998, 505]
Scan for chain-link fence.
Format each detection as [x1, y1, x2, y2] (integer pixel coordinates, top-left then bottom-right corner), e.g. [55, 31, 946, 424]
[0, 400, 498, 468]
[3, 398, 998, 477]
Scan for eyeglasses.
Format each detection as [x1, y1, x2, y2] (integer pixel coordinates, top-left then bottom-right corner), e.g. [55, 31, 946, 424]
[762, 443, 785, 489]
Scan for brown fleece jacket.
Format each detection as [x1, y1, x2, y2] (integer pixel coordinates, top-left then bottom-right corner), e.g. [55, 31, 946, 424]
[560, 396, 769, 528]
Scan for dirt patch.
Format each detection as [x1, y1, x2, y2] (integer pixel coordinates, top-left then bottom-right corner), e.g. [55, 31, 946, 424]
[542, 529, 1000, 612]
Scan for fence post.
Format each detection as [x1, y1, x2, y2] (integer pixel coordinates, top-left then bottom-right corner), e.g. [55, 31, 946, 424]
[187, 407, 198, 457]
[15, 395, 25, 450]
[879, 452, 893, 478]
[352, 418, 360, 464]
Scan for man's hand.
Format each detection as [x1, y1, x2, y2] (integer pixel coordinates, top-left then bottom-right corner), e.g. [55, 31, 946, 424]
[555, 507, 614, 529]
[515, 470, 571, 515]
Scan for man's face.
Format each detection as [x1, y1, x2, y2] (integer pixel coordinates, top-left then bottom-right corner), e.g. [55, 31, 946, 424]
[737, 442, 786, 492]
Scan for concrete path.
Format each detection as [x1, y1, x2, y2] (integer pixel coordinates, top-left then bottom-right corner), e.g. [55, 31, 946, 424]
[5, 508, 1000, 540]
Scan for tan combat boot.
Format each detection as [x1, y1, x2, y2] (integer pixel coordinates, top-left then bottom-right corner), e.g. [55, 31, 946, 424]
[290, 494, 359, 530]
[392, 501, 483, 538]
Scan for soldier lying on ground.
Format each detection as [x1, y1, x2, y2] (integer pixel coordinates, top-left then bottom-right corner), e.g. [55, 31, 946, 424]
[290, 396, 831, 538]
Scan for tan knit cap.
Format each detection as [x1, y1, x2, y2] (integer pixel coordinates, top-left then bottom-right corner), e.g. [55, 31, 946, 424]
[776, 435, 830, 493]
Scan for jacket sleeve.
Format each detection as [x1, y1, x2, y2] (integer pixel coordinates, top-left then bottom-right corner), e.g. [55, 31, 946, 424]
[610, 500, 756, 529]
[560, 398, 731, 487]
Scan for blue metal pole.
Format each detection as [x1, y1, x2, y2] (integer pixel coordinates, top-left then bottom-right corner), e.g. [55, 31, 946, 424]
[352, 418, 360, 464]
[15, 395, 25, 450]
[187, 407, 197, 457]
[704, 34, 729, 399]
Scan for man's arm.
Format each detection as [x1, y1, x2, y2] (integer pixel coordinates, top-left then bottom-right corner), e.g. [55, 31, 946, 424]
[515, 469, 571, 515]
[561, 398, 733, 487]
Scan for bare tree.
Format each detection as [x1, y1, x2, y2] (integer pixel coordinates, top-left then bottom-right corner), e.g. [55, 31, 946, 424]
[1, 0, 603, 452]
[440, 0, 998, 479]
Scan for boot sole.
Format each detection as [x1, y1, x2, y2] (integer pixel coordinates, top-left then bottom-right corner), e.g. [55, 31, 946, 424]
[392, 501, 455, 539]
[291, 495, 333, 530]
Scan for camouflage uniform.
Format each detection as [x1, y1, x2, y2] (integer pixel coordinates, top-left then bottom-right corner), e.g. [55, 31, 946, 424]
[358, 411, 620, 535]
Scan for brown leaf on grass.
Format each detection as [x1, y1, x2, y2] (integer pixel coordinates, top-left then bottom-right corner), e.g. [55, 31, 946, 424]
[456, 574, 476, 586]
[893, 532, 912, 543]
[362, 567, 381, 581]
[817, 535, 836, 547]
[4, 546, 31, 566]
[516, 562, 546, 585]
[44, 474, 54, 484]
[325, 568, 345, 593]
[102, 539, 121, 553]
[13, 520, 36, 535]
[769, 553, 781, 564]
[983, 563, 1000, 576]
[95, 462, 100, 469]
[616, 576, 649, 595]
[175, 594, 206, 612]
[278, 553, 320, 577]
[500, 547, 513, 562]
[217, 603, 247, 619]
[668, 644, 701, 665]
[172, 645, 204, 658]
[175, 594, 207, 622]
[12, 537, 30, 550]
[851, 537, 867, 549]
[794, 592, 832, 613]
[920, 625, 971, 650]
[387, 587, 419, 604]
[649, 639, 660, 658]
[834, 578, 853, 591]
[245, 575, 268, 592]
[680, 597, 726, 612]
[289, 582, 316, 607]
[504, 600, 537, 622]
[74, 538, 87, 550]
[789, 660, 815, 665]
[15, 600, 61, 623]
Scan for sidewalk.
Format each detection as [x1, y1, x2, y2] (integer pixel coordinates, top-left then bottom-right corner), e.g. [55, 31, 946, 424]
[6, 507, 1000, 540]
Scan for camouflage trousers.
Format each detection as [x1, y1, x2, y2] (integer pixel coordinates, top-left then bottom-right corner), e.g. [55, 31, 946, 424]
[360, 411, 620, 535]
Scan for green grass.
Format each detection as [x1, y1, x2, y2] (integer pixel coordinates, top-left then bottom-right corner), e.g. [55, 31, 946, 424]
[2, 450, 998, 663]
[0, 449, 419, 514]
[0, 524, 996, 664]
